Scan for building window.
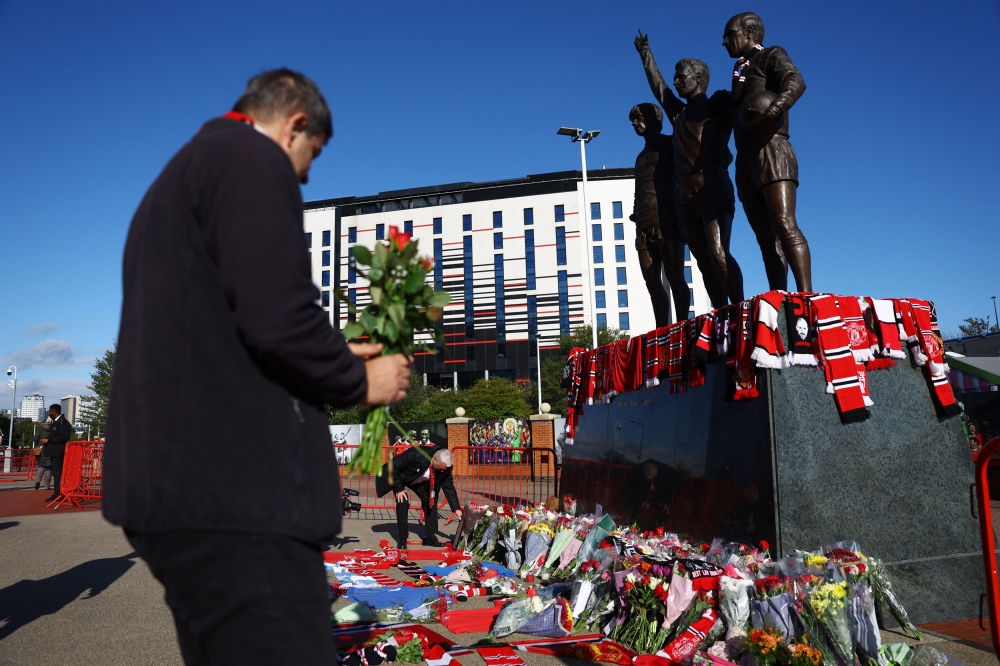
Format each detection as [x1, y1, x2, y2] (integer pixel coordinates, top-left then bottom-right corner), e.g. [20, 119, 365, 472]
[595, 290, 606, 308]
[615, 245, 626, 263]
[524, 208, 534, 225]
[525, 229, 536, 290]
[684, 266, 692, 284]
[322, 250, 331, 267]
[558, 270, 570, 336]
[404, 220, 413, 235]
[685, 245, 691, 261]
[556, 227, 567, 266]
[347, 248, 356, 283]
[322, 230, 331, 247]
[494, 232, 503, 249]
[463, 214, 472, 231]
[592, 224, 602, 241]
[321, 290, 330, 307]
[493, 211, 502, 228]
[467, 343, 476, 361]
[618, 290, 629, 307]
[376, 224, 384, 240]
[594, 268, 605, 286]
[495, 254, 506, 358]
[688, 311, 695, 319]
[348, 227, 357, 243]
[597, 313, 607, 329]
[433, 217, 442, 234]
[614, 223, 624, 241]
[593, 246, 604, 264]
[689, 287, 694, 306]
[528, 295, 538, 347]
[619, 312, 630, 330]
[613, 201, 623, 219]
[464, 236, 474, 338]
[555, 205, 565, 222]
[617, 267, 627, 284]
[322, 270, 330, 287]
[434, 238, 443, 290]
[591, 202, 601, 220]
[348, 288, 357, 322]
[305, 232, 312, 248]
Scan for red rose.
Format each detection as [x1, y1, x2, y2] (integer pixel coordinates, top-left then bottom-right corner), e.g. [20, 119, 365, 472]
[624, 581, 634, 592]
[641, 575, 651, 586]
[655, 527, 665, 536]
[700, 543, 711, 553]
[388, 225, 411, 250]
[420, 257, 434, 270]
[380, 539, 389, 549]
[858, 563, 867, 573]
[759, 540, 770, 552]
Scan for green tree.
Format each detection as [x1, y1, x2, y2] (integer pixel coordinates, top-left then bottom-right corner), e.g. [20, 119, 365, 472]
[417, 388, 465, 421]
[80, 344, 116, 437]
[461, 378, 533, 419]
[958, 317, 1000, 336]
[540, 325, 628, 410]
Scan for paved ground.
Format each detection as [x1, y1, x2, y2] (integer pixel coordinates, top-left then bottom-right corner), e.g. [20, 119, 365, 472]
[0, 489, 997, 665]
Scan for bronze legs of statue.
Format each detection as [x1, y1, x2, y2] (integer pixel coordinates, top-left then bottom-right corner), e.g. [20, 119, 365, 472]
[678, 205, 744, 308]
[637, 230, 689, 326]
[740, 179, 811, 292]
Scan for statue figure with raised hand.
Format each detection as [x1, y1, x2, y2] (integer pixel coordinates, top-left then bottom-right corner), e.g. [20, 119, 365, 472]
[635, 30, 743, 308]
[629, 102, 689, 327]
[723, 11, 812, 292]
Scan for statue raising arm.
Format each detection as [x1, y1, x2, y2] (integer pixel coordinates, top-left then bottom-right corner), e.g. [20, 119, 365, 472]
[634, 30, 685, 123]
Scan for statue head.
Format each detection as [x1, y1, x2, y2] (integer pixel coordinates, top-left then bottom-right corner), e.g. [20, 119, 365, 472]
[723, 12, 765, 58]
[674, 59, 710, 99]
[420, 428, 430, 442]
[629, 103, 663, 137]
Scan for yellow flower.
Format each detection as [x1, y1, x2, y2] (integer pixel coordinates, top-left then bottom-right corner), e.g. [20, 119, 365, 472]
[805, 555, 828, 567]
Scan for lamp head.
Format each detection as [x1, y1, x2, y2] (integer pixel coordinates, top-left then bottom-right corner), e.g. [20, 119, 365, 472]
[6, 367, 12, 376]
[581, 130, 601, 143]
[557, 127, 582, 141]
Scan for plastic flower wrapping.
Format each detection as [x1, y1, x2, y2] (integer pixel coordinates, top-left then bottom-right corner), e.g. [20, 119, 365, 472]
[333, 498, 924, 666]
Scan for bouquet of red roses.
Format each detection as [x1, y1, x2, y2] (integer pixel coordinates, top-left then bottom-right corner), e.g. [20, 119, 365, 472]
[337, 226, 451, 475]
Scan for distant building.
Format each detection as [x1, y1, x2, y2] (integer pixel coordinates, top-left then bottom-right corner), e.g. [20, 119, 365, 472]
[17, 393, 45, 421]
[61, 395, 83, 425]
[303, 169, 711, 388]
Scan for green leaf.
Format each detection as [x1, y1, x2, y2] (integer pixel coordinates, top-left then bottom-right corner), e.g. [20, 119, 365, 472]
[352, 245, 372, 266]
[388, 303, 405, 326]
[385, 319, 399, 343]
[342, 322, 365, 339]
[369, 266, 384, 282]
[400, 242, 419, 264]
[360, 310, 378, 332]
[427, 290, 452, 307]
[374, 242, 387, 266]
[369, 286, 383, 305]
[404, 268, 427, 294]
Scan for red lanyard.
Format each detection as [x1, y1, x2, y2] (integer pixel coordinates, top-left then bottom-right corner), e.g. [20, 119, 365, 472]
[222, 111, 255, 125]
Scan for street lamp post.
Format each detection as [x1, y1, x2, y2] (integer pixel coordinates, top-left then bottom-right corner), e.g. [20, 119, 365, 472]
[993, 297, 998, 333]
[5, 366, 16, 474]
[536, 335, 543, 412]
[557, 127, 601, 351]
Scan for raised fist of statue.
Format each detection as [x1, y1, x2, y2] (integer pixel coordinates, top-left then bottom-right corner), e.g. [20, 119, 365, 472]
[634, 29, 649, 54]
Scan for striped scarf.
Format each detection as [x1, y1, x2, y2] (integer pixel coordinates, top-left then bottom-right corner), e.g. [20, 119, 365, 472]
[810, 294, 871, 423]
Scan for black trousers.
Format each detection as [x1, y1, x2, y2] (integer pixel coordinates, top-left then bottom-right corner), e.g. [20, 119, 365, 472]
[396, 482, 436, 543]
[49, 455, 63, 497]
[126, 530, 335, 665]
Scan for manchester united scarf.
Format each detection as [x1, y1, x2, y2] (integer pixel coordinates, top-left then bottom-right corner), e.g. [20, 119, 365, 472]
[476, 646, 526, 666]
[751, 290, 788, 369]
[609, 338, 630, 398]
[510, 635, 634, 666]
[692, 312, 715, 364]
[564, 347, 586, 445]
[810, 294, 871, 423]
[661, 607, 719, 662]
[867, 298, 906, 366]
[687, 315, 708, 387]
[624, 336, 646, 392]
[891, 298, 928, 367]
[645, 328, 663, 388]
[728, 299, 758, 401]
[909, 298, 962, 417]
[668, 324, 686, 394]
[784, 292, 818, 366]
[839, 296, 875, 363]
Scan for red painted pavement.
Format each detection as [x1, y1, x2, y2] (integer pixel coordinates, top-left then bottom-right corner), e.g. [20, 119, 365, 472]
[921, 620, 994, 651]
[0, 488, 101, 518]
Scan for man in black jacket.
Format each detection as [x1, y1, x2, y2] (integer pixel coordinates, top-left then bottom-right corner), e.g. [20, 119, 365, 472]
[391, 443, 462, 548]
[103, 69, 411, 664]
[39, 404, 72, 502]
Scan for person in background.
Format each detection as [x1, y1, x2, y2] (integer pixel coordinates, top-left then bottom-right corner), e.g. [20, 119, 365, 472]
[38, 404, 72, 502]
[32, 418, 53, 491]
[392, 444, 461, 548]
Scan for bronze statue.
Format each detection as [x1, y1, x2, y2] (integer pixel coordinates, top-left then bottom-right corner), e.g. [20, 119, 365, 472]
[723, 11, 811, 292]
[635, 31, 744, 309]
[629, 103, 689, 327]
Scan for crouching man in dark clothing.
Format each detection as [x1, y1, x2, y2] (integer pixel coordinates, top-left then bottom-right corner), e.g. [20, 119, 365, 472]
[391, 444, 462, 548]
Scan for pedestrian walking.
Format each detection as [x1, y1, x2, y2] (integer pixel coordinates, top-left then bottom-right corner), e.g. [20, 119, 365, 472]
[102, 69, 411, 664]
[32, 418, 53, 491]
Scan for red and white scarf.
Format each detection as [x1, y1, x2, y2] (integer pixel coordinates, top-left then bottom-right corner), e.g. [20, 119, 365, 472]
[729, 300, 758, 401]
[693, 312, 715, 364]
[751, 290, 788, 369]
[668, 324, 686, 394]
[686, 316, 708, 387]
[867, 298, 906, 364]
[909, 299, 962, 417]
[810, 294, 871, 423]
[840, 296, 875, 363]
[624, 336, 646, 392]
[891, 298, 928, 366]
[645, 327, 666, 388]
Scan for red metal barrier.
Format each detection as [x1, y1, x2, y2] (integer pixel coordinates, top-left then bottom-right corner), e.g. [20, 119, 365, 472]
[0, 449, 36, 482]
[48, 441, 104, 510]
[334, 444, 560, 517]
[974, 436, 1000, 656]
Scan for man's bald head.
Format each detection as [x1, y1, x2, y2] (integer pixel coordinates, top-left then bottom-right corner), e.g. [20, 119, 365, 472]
[432, 449, 454, 469]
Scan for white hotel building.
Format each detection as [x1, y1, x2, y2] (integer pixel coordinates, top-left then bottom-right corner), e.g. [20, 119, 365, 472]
[303, 169, 709, 388]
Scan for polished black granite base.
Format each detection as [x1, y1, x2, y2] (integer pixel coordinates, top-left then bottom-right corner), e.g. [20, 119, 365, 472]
[560, 352, 981, 624]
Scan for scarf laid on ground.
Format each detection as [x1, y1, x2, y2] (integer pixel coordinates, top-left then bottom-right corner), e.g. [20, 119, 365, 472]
[909, 298, 962, 417]
[867, 298, 906, 367]
[477, 646, 526, 666]
[839, 296, 874, 363]
[728, 299, 759, 401]
[810, 294, 871, 423]
[510, 635, 634, 666]
[751, 290, 788, 369]
[661, 607, 719, 662]
[437, 599, 508, 633]
[687, 315, 708, 387]
[668, 324, 686, 393]
[624, 335, 646, 392]
[783, 292, 818, 366]
[397, 560, 441, 583]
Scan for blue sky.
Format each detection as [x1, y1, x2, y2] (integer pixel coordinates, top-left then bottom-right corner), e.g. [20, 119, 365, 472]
[1, 0, 997, 404]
